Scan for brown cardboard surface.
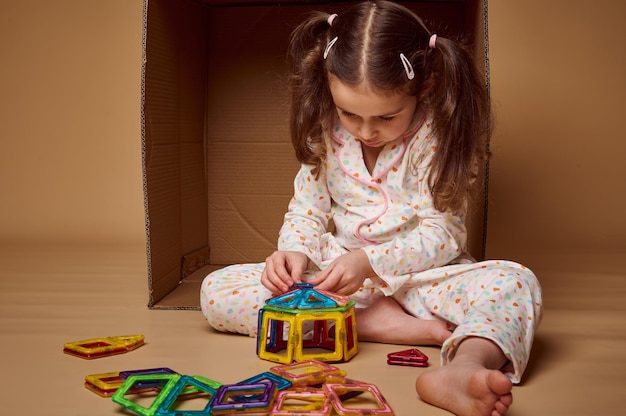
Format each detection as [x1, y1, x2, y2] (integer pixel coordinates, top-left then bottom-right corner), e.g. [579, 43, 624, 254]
[485, 0, 626, 272]
[142, 0, 488, 309]
[1, 244, 624, 415]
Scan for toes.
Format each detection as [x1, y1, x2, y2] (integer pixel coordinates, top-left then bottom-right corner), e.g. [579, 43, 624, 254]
[500, 392, 513, 407]
[487, 370, 513, 396]
[494, 399, 510, 415]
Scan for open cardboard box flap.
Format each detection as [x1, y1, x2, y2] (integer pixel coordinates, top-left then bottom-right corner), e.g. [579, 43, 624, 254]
[141, 0, 488, 309]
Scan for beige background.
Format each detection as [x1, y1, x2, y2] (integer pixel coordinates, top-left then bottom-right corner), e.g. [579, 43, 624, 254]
[486, 0, 626, 274]
[0, 1, 145, 246]
[1, 1, 624, 267]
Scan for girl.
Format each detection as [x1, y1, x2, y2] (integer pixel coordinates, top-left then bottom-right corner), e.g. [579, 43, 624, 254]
[201, 1, 542, 415]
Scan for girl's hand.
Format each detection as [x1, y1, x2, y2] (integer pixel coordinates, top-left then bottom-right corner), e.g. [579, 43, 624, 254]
[309, 249, 375, 295]
[261, 251, 309, 294]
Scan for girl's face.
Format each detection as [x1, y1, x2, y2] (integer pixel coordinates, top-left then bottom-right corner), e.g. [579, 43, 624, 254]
[329, 75, 418, 148]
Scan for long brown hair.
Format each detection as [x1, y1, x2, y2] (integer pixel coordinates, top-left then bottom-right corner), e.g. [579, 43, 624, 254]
[287, 0, 490, 212]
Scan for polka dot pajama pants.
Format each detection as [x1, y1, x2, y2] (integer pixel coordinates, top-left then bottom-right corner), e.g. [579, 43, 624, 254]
[200, 259, 542, 383]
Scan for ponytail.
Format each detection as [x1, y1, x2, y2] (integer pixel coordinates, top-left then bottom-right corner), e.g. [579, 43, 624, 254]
[287, 12, 336, 175]
[425, 35, 491, 213]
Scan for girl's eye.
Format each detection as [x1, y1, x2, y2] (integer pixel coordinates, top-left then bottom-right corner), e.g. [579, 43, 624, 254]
[339, 109, 393, 122]
[341, 110, 357, 118]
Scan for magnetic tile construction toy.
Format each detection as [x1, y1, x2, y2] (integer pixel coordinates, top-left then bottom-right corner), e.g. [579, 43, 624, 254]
[210, 381, 277, 415]
[63, 334, 145, 359]
[386, 348, 429, 367]
[120, 368, 179, 389]
[112, 373, 182, 416]
[155, 375, 220, 416]
[85, 368, 197, 398]
[324, 382, 394, 415]
[268, 360, 346, 388]
[111, 373, 222, 416]
[85, 371, 127, 397]
[270, 388, 332, 416]
[257, 283, 358, 363]
[237, 371, 293, 391]
[103, 360, 395, 415]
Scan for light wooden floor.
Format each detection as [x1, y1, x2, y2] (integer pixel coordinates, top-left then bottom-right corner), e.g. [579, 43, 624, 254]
[0, 244, 624, 415]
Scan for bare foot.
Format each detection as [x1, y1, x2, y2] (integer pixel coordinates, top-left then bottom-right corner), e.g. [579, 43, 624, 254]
[355, 296, 451, 345]
[415, 338, 513, 416]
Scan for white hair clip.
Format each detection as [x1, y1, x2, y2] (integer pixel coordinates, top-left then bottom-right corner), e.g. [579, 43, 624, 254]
[324, 36, 338, 60]
[399, 53, 415, 80]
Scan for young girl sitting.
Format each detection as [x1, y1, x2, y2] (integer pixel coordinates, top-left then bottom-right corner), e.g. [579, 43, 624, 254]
[201, 1, 542, 415]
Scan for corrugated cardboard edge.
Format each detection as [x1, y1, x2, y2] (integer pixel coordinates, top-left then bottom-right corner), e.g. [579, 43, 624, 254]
[481, 0, 491, 260]
[140, 0, 155, 309]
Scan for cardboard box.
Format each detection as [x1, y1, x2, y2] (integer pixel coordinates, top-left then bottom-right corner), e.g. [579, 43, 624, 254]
[142, 0, 489, 309]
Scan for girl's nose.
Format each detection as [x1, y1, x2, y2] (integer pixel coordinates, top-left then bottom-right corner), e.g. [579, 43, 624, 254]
[358, 122, 377, 141]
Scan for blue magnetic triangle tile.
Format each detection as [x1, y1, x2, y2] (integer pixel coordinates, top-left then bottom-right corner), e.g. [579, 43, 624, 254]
[266, 283, 338, 309]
